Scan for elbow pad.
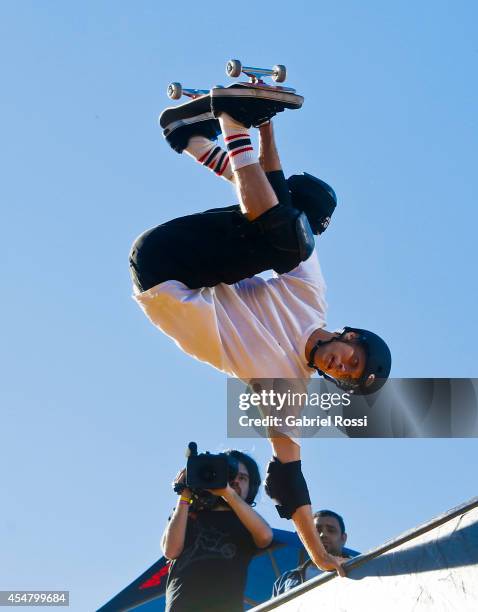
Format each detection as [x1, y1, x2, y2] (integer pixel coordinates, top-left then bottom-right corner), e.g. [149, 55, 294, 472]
[264, 457, 311, 519]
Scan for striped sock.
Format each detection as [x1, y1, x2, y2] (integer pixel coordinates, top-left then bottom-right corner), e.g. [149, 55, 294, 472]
[184, 136, 233, 181]
[219, 113, 256, 172]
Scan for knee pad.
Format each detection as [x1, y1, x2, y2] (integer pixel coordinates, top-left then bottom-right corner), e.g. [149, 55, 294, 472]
[128, 235, 145, 291]
[265, 457, 311, 519]
[287, 172, 337, 235]
[128, 228, 166, 293]
[254, 205, 315, 274]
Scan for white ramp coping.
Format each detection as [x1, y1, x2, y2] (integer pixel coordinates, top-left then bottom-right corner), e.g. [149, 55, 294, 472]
[253, 497, 478, 612]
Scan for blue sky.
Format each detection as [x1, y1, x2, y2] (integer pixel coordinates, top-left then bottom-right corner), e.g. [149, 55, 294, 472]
[1, 2, 477, 610]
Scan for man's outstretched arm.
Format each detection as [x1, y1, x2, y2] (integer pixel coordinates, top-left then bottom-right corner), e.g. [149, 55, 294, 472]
[267, 435, 346, 577]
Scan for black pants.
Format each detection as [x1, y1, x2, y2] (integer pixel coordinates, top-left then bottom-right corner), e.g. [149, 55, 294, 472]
[129, 170, 301, 291]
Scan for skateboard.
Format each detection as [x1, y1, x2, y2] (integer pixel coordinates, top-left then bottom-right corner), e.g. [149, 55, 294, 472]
[167, 58, 297, 100]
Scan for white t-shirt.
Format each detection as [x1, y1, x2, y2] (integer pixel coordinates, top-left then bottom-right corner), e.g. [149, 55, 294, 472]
[132, 249, 327, 381]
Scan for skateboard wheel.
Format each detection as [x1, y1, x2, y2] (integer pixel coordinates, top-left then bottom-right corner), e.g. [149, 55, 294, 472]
[272, 64, 286, 83]
[226, 59, 242, 78]
[167, 82, 182, 100]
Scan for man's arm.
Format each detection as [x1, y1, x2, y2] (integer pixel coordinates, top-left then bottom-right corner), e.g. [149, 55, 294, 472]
[259, 121, 293, 207]
[258, 121, 282, 172]
[268, 436, 346, 577]
[213, 484, 273, 548]
[161, 469, 191, 560]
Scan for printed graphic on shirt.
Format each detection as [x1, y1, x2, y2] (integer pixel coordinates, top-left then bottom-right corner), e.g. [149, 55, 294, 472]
[173, 522, 239, 572]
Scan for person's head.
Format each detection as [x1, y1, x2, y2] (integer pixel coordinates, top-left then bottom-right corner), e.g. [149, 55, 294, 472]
[309, 327, 392, 395]
[313, 510, 347, 556]
[224, 450, 261, 506]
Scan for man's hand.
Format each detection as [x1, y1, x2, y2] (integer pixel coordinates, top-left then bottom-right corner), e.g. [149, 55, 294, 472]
[207, 484, 273, 549]
[315, 553, 347, 578]
[305, 548, 347, 577]
[173, 468, 192, 499]
[205, 483, 234, 499]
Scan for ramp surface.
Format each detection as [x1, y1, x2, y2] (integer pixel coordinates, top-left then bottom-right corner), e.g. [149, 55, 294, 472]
[254, 498, 478, 612]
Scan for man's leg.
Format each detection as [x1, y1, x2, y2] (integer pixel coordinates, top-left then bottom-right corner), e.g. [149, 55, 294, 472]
[232, 164, 278, 220]
[184, 135, 233, 182]
[217, 112, 278, 220]
[215, 112, 315, 274]
[171, 113, 289, 219]
[130, 92, 314, 292]
[159, 97, 234, 182]
[160, 89, 296, 219]
[129, 208, 249, 291]
[177, 109, 280, 220]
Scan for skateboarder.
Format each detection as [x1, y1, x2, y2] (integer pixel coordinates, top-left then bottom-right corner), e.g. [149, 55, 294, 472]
[129, 85, 391, 576]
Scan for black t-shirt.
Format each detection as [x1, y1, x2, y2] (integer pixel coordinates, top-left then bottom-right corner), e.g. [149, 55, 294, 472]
[165, 509, 257, 612]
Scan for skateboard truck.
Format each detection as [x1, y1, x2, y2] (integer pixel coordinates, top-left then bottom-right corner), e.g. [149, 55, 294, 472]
[166, 59, 295, 100]
[167, 82, 211, 100]
[226, 59, 287, 84]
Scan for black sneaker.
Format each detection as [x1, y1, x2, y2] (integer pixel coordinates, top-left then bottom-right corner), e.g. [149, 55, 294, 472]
[159, 95, 221, 154]
[210, 84, 304, 128]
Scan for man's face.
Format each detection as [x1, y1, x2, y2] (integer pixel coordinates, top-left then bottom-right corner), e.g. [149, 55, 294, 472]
[315, 515, 347, 556]
[230, 461, 250, 501]
[315, 331, 366, 382]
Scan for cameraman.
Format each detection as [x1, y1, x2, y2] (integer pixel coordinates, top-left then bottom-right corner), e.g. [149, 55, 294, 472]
[162, 450, 273, 612]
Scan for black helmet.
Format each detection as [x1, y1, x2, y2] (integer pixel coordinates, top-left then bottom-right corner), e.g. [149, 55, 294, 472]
[287, 172, 337, 235]
[308, 327, 392, 395]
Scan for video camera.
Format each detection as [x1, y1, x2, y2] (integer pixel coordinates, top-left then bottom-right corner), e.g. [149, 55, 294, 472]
[174, 442, 239, 510]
